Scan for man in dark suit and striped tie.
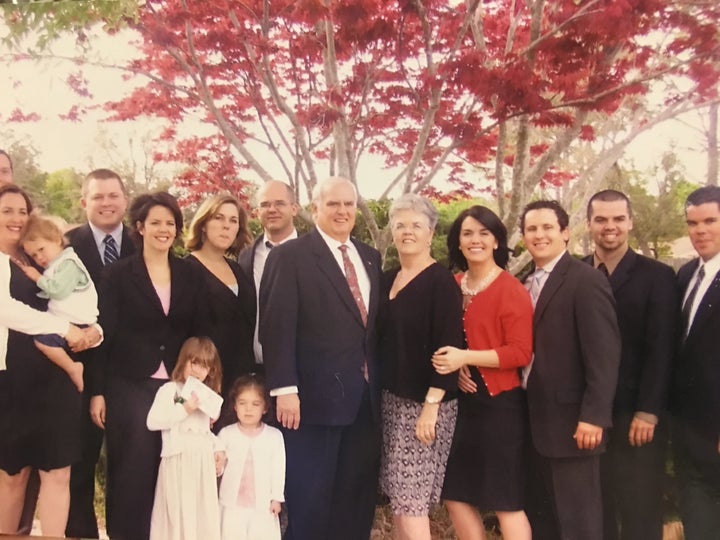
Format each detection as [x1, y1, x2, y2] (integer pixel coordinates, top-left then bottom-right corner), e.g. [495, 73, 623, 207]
[64, 169, 135, 539]
[673, 185, 720, 540]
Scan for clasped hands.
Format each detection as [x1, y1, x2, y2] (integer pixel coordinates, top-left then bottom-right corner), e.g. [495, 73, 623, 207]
[66, 324, 101, 352]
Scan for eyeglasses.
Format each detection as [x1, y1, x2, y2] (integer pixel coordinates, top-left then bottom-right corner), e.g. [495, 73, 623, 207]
[259, 200, 291, 210]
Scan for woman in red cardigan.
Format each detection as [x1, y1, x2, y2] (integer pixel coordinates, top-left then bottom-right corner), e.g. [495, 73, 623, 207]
[432, 205, 533, 540]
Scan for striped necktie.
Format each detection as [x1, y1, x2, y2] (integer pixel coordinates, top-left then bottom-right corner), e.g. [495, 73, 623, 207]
[103, 234, 119, 266]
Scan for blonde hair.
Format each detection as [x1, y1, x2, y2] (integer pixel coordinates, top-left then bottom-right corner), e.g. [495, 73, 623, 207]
[185, 194, 252, 257]
[21, 214, 66, 246]
[171, 337, 223, 394]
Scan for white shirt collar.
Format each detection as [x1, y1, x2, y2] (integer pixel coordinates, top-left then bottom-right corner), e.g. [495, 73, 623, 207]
[696, 250, 720, 280]
[316, 226, 354, 252]
[88, 222, 124, 254]
[261, 228, 297, 250]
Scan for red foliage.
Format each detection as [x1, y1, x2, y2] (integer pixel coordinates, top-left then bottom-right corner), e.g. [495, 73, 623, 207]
[62, 0, 720, 200]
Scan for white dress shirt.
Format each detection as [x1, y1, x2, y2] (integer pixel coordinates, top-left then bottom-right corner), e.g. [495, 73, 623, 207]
[253, 229, 298, 365]
[684, 251, 720, 331]
[89, 222, 124, 261]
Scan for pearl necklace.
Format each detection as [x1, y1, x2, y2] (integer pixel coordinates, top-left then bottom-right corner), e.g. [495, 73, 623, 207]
[460, 268, 500, 296]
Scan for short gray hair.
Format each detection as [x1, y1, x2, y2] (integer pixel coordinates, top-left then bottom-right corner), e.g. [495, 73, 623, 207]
[311, 177, 358, 205]
[389, 193, 438, 229]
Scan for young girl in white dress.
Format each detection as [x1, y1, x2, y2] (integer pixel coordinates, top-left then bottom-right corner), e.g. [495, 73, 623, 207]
[218, 374, 286, 540]
[147, 336, 225, 540]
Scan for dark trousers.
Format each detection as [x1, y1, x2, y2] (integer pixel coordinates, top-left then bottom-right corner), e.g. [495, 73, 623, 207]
[66, 390, 104, 539]
[527, 448, 603, 540]
[105, 377, 164, 540]
[601, 412, 667, 540]
[282, 386, 380, 540]
[673, 419, 720, 540]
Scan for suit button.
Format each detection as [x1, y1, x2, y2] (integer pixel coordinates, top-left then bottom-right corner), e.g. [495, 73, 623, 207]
[159, 345, 165, 351]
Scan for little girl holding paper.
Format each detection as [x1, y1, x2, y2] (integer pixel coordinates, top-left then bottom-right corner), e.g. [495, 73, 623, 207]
[146, 336, 225, 540]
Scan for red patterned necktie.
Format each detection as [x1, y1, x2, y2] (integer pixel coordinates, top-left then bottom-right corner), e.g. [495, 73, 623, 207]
[338, 244, 367, 326]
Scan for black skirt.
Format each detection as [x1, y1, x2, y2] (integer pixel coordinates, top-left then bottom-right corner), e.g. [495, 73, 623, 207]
[0, 264, 82, 474]
[442, 382, 528, 511]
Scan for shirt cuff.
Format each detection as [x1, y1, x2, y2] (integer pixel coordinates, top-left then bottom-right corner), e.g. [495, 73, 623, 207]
[270, 386, 298, 397]
[634, 411, 659, 425]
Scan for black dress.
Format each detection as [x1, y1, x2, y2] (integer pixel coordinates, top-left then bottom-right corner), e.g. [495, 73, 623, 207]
[0, 263, 81, 474]
[185, 255, 255, 393]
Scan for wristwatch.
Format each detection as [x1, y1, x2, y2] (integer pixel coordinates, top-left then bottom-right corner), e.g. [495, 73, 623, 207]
[424, 395, 441, 405]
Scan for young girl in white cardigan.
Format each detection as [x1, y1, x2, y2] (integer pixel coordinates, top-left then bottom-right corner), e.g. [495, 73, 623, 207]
[218, 374, 286, 540]
[146, 336, 225, 540]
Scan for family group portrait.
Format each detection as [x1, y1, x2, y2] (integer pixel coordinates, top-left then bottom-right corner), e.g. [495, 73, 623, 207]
[0, 1, 719, 540]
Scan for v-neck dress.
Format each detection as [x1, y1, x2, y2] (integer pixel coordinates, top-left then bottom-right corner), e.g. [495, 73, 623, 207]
[377, 262, 464, 515]
[0, 262, 82, 474]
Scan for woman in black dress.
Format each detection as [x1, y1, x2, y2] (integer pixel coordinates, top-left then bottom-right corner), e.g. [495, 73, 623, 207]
[185, 193, 255, 393]
[0, 184, 92, 536]
[377, 193, 464, 540]
[91, 192, 210, 540]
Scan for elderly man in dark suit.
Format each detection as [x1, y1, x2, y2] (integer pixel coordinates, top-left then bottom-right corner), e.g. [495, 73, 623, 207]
[673, 185, 720, 540]
[584, 190, 678, 540]
[259, 177, 381, 540]
[64, 169, 134, 539]
[238, 180, 298, 368]
[521, 200, 621, 540]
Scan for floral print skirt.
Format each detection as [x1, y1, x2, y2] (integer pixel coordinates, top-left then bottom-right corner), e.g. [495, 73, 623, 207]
[379, 390, 457, 516]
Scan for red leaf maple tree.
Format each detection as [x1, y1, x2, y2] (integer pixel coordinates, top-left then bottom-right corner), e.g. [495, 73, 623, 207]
[12, 0, 720, 249]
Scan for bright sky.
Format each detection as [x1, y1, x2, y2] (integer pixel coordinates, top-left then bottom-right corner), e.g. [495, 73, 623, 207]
[0, 27, 710, 200]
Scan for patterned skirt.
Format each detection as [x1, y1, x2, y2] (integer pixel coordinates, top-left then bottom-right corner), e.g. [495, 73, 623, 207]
[380, 390, 458, 516]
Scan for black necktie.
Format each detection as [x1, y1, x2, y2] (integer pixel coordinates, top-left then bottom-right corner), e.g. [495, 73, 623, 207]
[103, 235, 119, 266]
[597, 262, 609, 278]
[682, 265, 705, 336]
[265, 241, 274, 250]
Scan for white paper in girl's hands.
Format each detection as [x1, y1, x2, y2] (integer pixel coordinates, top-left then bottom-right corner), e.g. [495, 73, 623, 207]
[181, 376, 223, 419]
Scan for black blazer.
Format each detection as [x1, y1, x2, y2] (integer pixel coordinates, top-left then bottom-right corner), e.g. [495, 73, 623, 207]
[526, 252, 621, 458]
[185, 255, 255, 392]
[90, 253, 210, 396]
[259, 229, 381, 426]
[65, 223, 136, 285]
[582, 250, 679, 417]
[237, 236, 263, 295]
[673, 259, 720, 440]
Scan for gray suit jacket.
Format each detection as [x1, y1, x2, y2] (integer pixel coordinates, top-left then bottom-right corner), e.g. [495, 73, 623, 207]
[526, 252, 621, 458]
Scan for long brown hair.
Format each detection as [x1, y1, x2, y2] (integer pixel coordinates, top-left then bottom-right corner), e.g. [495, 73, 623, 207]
[185, 194, 252, 257]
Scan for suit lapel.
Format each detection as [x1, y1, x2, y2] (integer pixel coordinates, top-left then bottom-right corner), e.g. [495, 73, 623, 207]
[310, 230, 366, 327]
[607, 249, 635, 294]
[687, 268, 720, 341]
[70, 225, 104, 282]
[533, 252, 571, 325]
[678, 259, 699, 297]
[120, 225, 136, 258]
[130, 254, 166, 314]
